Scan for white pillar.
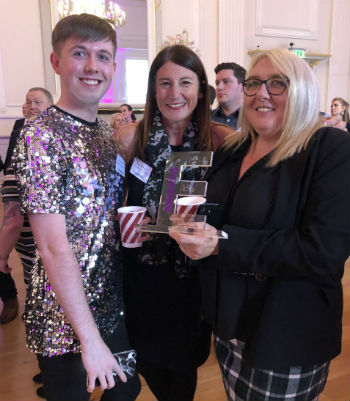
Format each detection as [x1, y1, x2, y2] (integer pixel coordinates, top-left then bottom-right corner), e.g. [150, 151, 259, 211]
[218, 0, 245, 65]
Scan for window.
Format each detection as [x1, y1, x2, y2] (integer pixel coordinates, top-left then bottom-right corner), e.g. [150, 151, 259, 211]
[100, 48, 148, 106]
[125, 58, 148, 104]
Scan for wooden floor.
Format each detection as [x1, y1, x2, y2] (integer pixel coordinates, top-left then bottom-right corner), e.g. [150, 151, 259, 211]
[0, 200, 349, 400]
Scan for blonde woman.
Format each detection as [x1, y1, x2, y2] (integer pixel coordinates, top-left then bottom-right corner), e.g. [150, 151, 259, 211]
[110, 112, 126, 138]
[171, 50, 350, 401]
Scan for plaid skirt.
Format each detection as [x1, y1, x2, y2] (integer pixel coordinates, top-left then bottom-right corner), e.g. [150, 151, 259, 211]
[214, 336, 330, 401]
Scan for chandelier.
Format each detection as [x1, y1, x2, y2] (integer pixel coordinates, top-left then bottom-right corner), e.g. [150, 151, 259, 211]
[57, 0, 126, 27]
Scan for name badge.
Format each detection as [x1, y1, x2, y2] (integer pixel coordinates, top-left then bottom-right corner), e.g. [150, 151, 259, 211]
[116, 153, 126, 177]
[130, 157, 153, 183]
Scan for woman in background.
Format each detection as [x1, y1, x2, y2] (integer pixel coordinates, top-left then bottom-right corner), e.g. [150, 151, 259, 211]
[110, 112, 126, 138]
[120, 103, 136, 124]
[330, 97, 349, 122]
[116, 44, 232, 401]
[170, 49, 350, 401]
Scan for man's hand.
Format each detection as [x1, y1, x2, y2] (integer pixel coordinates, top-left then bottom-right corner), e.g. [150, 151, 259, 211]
[0, 200, 24, 273]
[81, 335, 127, 392]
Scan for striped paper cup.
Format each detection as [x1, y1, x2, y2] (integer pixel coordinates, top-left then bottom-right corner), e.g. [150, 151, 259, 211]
[174, 196, 206, 222]
[117, 206, 147, 248]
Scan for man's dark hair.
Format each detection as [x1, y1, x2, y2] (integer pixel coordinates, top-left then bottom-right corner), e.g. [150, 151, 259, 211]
[52, 13, 117, 58]
[28, 87, 53, 105]
[214, 62, 246, 84]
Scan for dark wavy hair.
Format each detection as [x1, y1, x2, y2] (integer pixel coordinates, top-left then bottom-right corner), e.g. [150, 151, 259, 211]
[135, 45, 211, 157]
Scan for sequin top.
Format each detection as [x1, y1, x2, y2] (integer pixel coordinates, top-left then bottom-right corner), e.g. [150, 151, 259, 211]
[13, 106, 124, 356]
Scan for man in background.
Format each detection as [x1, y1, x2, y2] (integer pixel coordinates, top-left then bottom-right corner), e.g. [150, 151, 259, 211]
[0, 87, 53, 325]
[211, 62, 246, 130]
[3, 87, 53, 173]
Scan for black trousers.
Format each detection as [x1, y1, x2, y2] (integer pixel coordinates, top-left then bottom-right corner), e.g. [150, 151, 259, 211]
[37, 319, 141, 401]
[0, 271, 17, 300]
[137, 359, 197, 401]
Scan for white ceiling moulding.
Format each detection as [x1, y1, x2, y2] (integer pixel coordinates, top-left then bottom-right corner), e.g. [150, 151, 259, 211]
[255, 0, 318, 40]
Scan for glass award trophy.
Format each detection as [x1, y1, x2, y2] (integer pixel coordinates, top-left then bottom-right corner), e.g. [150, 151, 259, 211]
[138, 151, 228, 239]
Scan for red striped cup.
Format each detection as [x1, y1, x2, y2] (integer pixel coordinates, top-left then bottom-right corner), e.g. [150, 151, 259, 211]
[174, 196, 206, 222]
[117, 206, 147, 248]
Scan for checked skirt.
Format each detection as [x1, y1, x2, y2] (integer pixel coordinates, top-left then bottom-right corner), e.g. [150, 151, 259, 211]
[214, 336, 330, 401]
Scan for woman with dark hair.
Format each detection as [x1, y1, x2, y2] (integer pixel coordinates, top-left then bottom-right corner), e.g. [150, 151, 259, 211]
[120, 103, 136, 123]
[116, 44, 232, 401]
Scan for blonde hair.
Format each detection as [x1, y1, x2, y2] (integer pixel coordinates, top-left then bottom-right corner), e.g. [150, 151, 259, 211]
[224, 49, 323, 166]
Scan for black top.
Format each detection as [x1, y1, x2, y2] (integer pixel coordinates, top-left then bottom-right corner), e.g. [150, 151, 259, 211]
[3, 118, 25, 172]
[123, 144, 211, 372]
[200, 127, 350, 369]
[211, 107, 240, 130]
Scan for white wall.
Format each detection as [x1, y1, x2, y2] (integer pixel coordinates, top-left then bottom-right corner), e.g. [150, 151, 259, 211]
[240, 0, 346, 112]
[327, 0, 350, 108]
[0, 0, 46, 114]
[158, 0, 350, 113]
[0, 0, 48, 157]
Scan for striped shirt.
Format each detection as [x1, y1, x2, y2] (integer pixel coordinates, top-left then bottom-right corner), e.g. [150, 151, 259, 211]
[1, 166, 35, 285]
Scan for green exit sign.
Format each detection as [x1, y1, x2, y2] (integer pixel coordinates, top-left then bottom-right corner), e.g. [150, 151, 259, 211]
[291, 49, 306, 58]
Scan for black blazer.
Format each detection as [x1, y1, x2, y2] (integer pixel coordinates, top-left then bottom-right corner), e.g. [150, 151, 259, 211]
[3, 118, 25, 172]
[200, 127, 350, 369]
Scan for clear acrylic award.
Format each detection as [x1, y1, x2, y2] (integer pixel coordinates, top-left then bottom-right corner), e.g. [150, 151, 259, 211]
[138, 151, 228, 239]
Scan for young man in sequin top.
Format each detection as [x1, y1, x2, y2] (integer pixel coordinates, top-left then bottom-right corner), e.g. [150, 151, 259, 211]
[12, 14, 140, 401]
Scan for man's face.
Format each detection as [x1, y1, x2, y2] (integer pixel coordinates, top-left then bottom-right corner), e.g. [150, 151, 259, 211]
[51, 37, 116, 115]
[22, 103, 30, 120]
[25, 90, 52, 119]
[215, 69, 243, 110]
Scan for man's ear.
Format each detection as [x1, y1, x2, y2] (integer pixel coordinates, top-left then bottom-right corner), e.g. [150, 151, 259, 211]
[50, 52, 60, 75]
